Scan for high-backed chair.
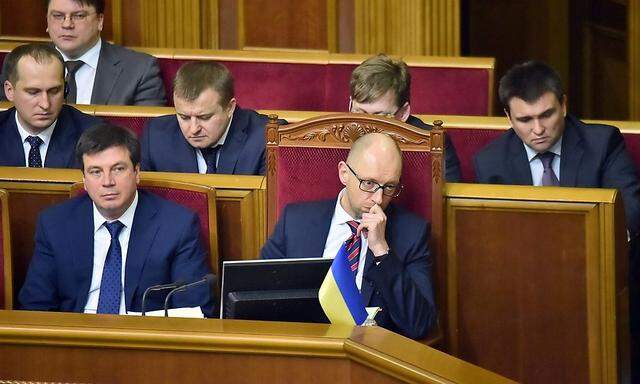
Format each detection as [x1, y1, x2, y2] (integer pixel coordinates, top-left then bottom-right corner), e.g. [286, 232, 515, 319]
[0, 189, 13, 309]
[70, 179, 219, 276]
[265, 113, 446, 344]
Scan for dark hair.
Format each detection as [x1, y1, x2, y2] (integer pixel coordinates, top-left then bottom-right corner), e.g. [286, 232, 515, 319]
[350, 54, 411, 107]
[75, 123, 140, 169]
[173, 61, 235, 106]
[46, 0, 105, 14]
[498, 61, 565, 112]
[4, 43, 64, 84]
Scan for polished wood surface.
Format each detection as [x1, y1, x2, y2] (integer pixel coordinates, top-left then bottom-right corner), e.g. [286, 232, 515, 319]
[0, 168, 265, 305]
[0, 189, 11, 310]
[0, 310, 515, 384]
[444, 183, 629, 383]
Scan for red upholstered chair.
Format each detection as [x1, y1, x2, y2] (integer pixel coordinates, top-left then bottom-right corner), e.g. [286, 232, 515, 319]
[70, 179, 220, 276]
[265, 113, 445, 345]
[446, 127, 504, 182]
[0, 189, 13, 309]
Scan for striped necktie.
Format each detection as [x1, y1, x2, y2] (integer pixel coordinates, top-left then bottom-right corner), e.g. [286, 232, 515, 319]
[345, 220, 361, 276]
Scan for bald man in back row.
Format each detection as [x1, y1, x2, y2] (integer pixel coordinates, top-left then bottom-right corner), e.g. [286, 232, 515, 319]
[260, 133, 436, 340]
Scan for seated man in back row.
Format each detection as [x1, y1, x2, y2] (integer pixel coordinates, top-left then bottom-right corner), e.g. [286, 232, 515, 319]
[19, 123, 214, 316]
[1, 43, 101, 168]
[141, 61, 269, 175]
[349, 54, 461, 182]
[260, 133, 436, 339]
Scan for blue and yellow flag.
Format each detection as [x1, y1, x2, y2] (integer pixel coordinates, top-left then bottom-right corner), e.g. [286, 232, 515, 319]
[318, 241, 368, 326]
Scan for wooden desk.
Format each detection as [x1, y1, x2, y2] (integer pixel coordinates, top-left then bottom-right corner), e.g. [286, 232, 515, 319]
[0, 310, 514, 384]
[444, 183, 630, 383]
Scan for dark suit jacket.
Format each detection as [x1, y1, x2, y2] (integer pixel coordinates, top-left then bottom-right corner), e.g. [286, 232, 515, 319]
[406, 115, 462, 182]
[0, 105, 101, 168]
[473, 115, 640, 237]
[141, 107, 268, 175]
[260, 200, 436, 339]
[1, 40, 166, 106]
[18, 190, 214, 316]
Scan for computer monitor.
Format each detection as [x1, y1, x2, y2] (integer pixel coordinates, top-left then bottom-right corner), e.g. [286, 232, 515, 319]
[220, 258, 332, 323]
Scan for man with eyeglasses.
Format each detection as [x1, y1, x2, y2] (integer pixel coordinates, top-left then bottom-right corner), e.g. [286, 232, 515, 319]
[260, 133, 436, 340]
[1, 0, 166, 106]
[349, 54, 461, 182]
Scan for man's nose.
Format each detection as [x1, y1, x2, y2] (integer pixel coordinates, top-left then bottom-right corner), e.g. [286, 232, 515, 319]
[38, 92, 50, 110]
[371, 187, 384, 204]
[532, 118, 545, 135]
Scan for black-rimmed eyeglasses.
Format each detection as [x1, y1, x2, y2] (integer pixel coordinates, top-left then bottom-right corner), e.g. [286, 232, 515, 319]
[345, 163, 403, 197]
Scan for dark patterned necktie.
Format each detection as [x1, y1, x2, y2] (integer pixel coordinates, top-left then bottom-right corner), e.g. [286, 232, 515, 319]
[345, 220, 361, 276]
[65, 60, 85, 104]
[538, 152, 559, 186]
[201, 146, 221, 174]
[25, 136, 44, 168]
[97, 221, 125, 314]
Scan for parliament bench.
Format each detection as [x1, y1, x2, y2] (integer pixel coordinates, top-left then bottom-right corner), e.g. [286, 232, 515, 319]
[0, 42, 495, 115]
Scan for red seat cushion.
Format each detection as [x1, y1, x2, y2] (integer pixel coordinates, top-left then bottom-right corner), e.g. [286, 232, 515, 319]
[276, 147, 432, 221]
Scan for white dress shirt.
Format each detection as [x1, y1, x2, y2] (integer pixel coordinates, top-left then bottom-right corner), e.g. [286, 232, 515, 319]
[322, 189, 368, 290]
[195, 112, 234, 174]
[524, 137, 563, 186]
[84, 191, 139, 314]
[15, 112, 57, 167]
[58, 39, 101, 105]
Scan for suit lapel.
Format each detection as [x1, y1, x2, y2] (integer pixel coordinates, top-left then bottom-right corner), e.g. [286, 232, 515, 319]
[217, 108, 246, 174]
[507, 131, 534, 185]
[0, 109, 27, 166]
[559, 117, 583, 187]
[173, 121, 200, 172]
[308, 200, 335, 257]
[124, 192, 160, 309]
[73, 196, 96, 311]
[44, 106, 75, 168]
[91, 41, 122, 104]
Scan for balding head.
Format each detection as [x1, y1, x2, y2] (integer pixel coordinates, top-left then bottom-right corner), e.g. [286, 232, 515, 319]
[338, 133, 403, 218]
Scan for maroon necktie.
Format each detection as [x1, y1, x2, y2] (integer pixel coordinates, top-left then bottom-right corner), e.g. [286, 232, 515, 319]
[538, 152, 559, 186]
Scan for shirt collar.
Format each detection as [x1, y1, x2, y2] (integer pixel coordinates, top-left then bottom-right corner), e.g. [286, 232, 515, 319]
[14, 111, 57, 145]
[93, 190, 138, 233]
[215, 108, 234, 147]
[58, 38, 101, 69]
[524, 136, 563, 162]
[334, 188, 358, 224]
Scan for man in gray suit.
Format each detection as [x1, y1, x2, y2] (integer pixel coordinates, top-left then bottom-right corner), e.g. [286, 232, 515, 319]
[0, 0, 166, 106]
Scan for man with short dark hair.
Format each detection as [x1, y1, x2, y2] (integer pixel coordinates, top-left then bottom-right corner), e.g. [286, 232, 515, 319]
[141, 61, 269, 175]
[474, 60, 640, 382]
[0, 43, 100, 168]
[349, 54, 461, 182]
[260, 133, 436, 340]
[1, 0, 166, 106]
[19, 123, 214, 316]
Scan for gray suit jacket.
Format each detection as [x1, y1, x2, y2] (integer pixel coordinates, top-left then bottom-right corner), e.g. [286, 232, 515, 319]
[1, 40, 166, 106]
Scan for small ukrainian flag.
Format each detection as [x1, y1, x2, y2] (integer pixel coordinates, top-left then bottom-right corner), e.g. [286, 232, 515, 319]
[318, 241, 368, 326]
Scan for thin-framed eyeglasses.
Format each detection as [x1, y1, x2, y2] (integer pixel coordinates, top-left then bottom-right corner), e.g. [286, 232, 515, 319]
[48, 11, 97, 23]
[345, 163, 403, 197]
[348, 98, 400, 119]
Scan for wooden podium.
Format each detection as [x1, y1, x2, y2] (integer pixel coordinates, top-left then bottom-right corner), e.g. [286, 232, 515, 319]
[0, 310, 514, 384]
[444, 183, 630, 384]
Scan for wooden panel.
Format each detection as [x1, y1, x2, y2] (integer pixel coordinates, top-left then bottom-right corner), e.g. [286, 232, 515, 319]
[0, 0, 113, 42]
[0, 310, 516, 384]
[141, 0, 203, 48]
[631, 0, 640, 120]
[445, 183, 629, 384]
[355, 0, 460, 56]
[240, 0, 329, 50]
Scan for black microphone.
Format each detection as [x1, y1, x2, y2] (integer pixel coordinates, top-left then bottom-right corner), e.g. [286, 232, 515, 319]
[163, 274, 216, 317]
[141, 280, 185, 316]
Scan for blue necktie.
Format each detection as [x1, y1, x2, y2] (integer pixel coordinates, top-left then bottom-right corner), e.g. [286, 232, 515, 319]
[345, 221, 361, 276]
[201, 146, 221, 173]
[97, 221, 125, 314]
[25, 136, 43, 168]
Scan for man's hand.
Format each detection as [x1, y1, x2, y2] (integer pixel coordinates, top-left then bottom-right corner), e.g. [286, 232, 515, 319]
[358, 203, 389, 256]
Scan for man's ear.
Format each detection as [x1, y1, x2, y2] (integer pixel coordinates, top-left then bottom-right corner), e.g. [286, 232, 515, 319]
[226, 97, 237, 117]
[4, 80, 14, 102]
[397, 102, 410, 122]
[338, 161, 349, 186]
[561, 95, 568, 117]
[134, 164, 141, 184]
